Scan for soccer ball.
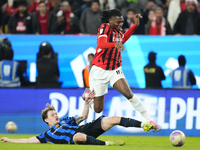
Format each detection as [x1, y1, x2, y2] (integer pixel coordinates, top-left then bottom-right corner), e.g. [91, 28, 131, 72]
[169, 130, 186, 147]
[5, 121, 17, 133]
[82, 88, 91, 100]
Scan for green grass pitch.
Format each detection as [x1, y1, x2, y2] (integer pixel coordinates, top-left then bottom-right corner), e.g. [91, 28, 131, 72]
[0, 134, 200, 150]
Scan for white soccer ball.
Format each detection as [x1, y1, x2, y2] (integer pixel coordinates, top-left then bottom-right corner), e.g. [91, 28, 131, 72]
[82, 89, 91, 100]
[169, 130, 186, 147]
[5, 121, 17, 133]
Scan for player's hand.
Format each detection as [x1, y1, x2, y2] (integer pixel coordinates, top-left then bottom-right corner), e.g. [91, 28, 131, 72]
[85, 90, 95, 104]
[134, 14, 143, 26]
[115, 43, 125, 52]
[1, 137, 10, 143]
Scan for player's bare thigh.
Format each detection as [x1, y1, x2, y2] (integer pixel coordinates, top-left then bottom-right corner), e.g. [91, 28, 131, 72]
[101, 116, 121, 131]
[113, 78, 133, 99]
[94, 95, 105, 113]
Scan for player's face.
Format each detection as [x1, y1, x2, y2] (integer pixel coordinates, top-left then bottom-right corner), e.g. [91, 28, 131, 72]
[45, 110, 59, 127]
[110, 16, 124, 31]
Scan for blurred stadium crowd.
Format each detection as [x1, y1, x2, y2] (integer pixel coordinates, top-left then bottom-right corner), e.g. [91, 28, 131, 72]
[0, 0, 200, 35]
[0, 0, 199, 88]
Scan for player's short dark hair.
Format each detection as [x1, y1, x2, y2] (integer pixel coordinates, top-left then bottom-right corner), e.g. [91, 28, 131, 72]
[41, 103, 56, 124]
[38, 0, 46, 5]
[100, 9, 122, 23]
[88, 53, 94, 58]
[178, 55, 186, 66]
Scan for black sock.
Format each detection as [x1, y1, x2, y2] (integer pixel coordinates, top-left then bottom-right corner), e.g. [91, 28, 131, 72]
[85, 136, 105, 145]
[119, 117, 141, 128]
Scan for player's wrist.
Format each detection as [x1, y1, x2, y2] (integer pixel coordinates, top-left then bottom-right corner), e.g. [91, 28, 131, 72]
[85, 102, 89, 105]
[85, 99, 91, 104]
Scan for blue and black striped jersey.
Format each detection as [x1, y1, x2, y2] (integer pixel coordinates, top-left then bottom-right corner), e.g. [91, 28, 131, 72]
[36, 117, 80, 144]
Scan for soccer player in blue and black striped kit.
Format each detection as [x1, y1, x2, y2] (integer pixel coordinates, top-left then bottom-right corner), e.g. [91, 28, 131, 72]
[1, 90, 155, 146]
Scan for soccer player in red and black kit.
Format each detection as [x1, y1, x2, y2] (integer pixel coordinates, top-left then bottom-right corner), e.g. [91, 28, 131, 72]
[83, 9, 162, 132]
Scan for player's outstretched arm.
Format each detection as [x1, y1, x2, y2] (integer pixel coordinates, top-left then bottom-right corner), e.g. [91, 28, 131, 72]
[122, 14, 143, 44]
[82, 90, 95, 118]
[1, 136, 40, 143]
[134, 14, 142, 26]
[74, 90, 95, 125]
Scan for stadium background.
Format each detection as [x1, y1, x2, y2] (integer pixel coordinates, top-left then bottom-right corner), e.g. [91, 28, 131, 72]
[0, 35, 200, 137]
[0, 35, 200, 88]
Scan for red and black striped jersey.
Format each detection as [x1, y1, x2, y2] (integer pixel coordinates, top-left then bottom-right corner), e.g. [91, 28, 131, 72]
[92, 23, 124, 70]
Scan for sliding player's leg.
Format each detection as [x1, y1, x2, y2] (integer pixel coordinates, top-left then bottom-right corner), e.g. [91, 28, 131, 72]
[73, 133, 106, 145]
[101, 116, 155, 133]
[74, 116, 124, 146]
[112, 78, 162, 132]
[73, 132, 124, 146]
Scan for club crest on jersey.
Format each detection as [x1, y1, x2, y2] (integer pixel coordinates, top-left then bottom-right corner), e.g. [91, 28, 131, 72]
[113, 37, 122, 43]
[100, 29, 103, 34]
[55, 124, 60, 128]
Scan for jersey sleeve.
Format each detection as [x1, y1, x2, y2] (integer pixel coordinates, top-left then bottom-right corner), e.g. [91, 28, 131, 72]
[36, 132, 47, 143]
[61, 117, 77, 126]
[98, 23, 110, 38]
[97, 36, 116, 49]
[97, 23, 116, 49]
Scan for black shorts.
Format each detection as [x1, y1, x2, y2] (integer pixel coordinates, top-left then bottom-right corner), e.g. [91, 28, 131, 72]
[77, 115, 105, 138]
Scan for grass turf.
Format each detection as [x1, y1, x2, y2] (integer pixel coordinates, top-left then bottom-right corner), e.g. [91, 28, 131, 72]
[0, 134, 199, 150]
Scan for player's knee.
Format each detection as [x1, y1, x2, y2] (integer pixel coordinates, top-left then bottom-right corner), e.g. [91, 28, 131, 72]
[94, 104, 103, 113]
[125, 91, 133, 99]
[94, 106, 103, 113]
[94, 107, 103, 113]
[73, 133, 86, 144]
